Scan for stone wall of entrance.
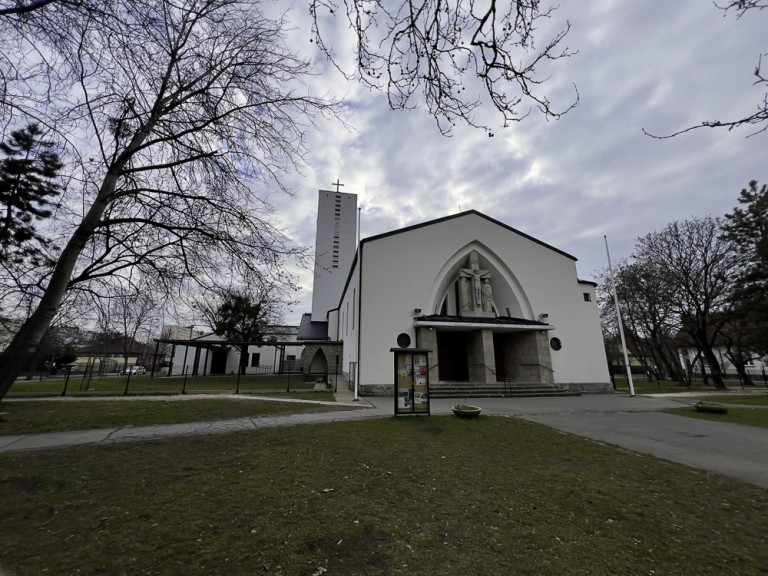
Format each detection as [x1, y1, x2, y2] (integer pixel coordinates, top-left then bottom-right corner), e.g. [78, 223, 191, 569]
[495, 331, 554, 384]
[419, 326, 557, 385]
[417, 327, 439, 384]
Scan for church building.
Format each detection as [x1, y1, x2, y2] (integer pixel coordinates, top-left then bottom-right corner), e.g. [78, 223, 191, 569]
[298, 189, 611, 396]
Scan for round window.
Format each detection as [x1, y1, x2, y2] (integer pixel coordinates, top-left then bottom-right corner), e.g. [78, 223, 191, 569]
[396, 333, 411, 348]
[550, 337, 562, 351]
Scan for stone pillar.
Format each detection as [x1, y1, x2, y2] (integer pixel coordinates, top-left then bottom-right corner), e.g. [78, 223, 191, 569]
[468, 329, 496, 383]
[417, 327, 439, 384]
[535, 332, 555, 385]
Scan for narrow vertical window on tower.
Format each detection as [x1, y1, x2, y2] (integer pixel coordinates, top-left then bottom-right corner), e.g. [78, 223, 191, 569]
[332, 196, 342, 268]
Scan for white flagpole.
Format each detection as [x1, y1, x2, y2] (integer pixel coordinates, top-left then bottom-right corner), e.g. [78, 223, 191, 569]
[354, 205, 361, 402]
[604, 236, 635, 397]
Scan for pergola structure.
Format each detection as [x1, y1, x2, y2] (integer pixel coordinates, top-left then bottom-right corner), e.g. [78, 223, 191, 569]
[150, 338, 301, 378]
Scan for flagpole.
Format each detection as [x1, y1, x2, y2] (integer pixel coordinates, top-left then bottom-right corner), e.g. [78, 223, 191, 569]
[604, 236, 635, 397]
[354, 205, 361, 402]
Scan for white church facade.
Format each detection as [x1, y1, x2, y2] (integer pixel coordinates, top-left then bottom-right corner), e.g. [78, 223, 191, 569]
[298, 190, 611, 395]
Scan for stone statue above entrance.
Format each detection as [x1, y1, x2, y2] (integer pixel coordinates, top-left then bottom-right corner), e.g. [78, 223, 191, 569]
[459, 251, 497, 317]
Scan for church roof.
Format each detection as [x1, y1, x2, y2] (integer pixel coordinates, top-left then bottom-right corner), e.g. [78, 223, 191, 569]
[362, 210, 578, 261]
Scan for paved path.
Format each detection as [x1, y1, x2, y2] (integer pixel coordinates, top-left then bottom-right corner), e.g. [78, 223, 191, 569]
[2, 391, 767, 488]
[451, 394, 768, 489]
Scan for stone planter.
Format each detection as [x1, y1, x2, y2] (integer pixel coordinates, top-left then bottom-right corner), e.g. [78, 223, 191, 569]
[452, 404, 482, 418]
[694, 401, 728, 414]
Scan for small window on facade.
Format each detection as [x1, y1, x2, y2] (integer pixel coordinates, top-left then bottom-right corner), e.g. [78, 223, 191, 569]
[583, 292, 592, 302]
[250, 353, 260, 367]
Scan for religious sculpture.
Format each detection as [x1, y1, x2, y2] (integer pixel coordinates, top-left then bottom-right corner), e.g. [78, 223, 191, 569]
[458, 250, 496, 317]
[482, 279, 494, 313]
[459, 277, 471, 310]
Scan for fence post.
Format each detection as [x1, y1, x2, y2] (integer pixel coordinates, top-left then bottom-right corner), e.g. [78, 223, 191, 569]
[61, 365, 72, 396]
[123, 369, 132, 396]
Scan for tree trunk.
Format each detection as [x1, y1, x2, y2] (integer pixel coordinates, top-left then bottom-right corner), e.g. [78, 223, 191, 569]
[734, 363, 755, 386]
[658, 341, 684, 382]
[725, 348, 755, 387]
[0, 173, 122, 400]
[700, 344, 726, 389]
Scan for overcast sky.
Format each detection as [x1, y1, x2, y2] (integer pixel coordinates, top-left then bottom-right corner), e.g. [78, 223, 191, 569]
[262, 1, 766, 326]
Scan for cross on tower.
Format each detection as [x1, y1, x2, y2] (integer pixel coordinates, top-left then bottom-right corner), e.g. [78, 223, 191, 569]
[332, 179, 344, 193]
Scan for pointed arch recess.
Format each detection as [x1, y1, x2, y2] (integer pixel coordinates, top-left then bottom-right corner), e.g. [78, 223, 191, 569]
[309, 348, 328, 374]
[425, 241, 534, 319]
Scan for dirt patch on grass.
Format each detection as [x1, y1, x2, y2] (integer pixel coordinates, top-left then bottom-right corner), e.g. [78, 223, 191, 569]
[417, 424, 444, 434]
[306, 525, 394, 575]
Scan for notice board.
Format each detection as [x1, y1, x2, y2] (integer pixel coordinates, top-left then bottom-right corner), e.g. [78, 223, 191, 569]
[391, 348, 431, 416]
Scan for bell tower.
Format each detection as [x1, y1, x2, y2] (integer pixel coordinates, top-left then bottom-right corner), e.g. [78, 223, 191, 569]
[311, 183, 358, 321]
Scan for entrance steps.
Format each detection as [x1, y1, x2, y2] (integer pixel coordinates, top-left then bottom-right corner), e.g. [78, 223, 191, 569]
[429, 380, 580, 399]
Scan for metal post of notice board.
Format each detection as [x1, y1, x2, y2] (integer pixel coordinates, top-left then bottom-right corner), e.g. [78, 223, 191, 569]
[391, 347, 432, 416]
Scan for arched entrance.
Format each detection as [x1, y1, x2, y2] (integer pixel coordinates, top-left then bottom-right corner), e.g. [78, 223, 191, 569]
[309, 348, 328, 375]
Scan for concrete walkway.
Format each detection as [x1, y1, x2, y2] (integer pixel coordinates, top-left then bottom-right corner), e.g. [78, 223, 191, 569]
[2, 390, 767, 488]
[434, 394, 768, 489]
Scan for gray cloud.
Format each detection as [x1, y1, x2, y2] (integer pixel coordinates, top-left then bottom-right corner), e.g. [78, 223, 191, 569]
[270, 1, 766, 323]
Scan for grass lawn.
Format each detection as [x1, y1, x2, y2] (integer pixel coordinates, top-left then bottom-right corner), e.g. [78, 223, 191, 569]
[664, 405, 768, 430]
[611, 377, 736, 394]
[8, 373, 316, 396]
[0, 394, 339, 435]
[703, 395, 768, 406]
[1, 416, 767, 575]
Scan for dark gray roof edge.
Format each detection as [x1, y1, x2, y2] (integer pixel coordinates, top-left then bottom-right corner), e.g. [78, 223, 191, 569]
[361, 210, 578, 262]
[415, 314, 549, 326]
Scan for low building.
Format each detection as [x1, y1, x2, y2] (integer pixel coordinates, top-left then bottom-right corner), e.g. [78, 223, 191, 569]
[167, 326, 302, 376]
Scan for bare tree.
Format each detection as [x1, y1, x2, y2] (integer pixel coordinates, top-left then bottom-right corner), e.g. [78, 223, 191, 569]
[596, 261, 684, 384]
[647, 1, 768, 137]
[310, 0, 578, 135]
[0, 0, 337, 400]
[0, 1, 82, 17]
[91, 277, 160, 372]
[614, 261, 685, 382]
[716, 1, 768, 15]
[633, 217, 738, 389]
